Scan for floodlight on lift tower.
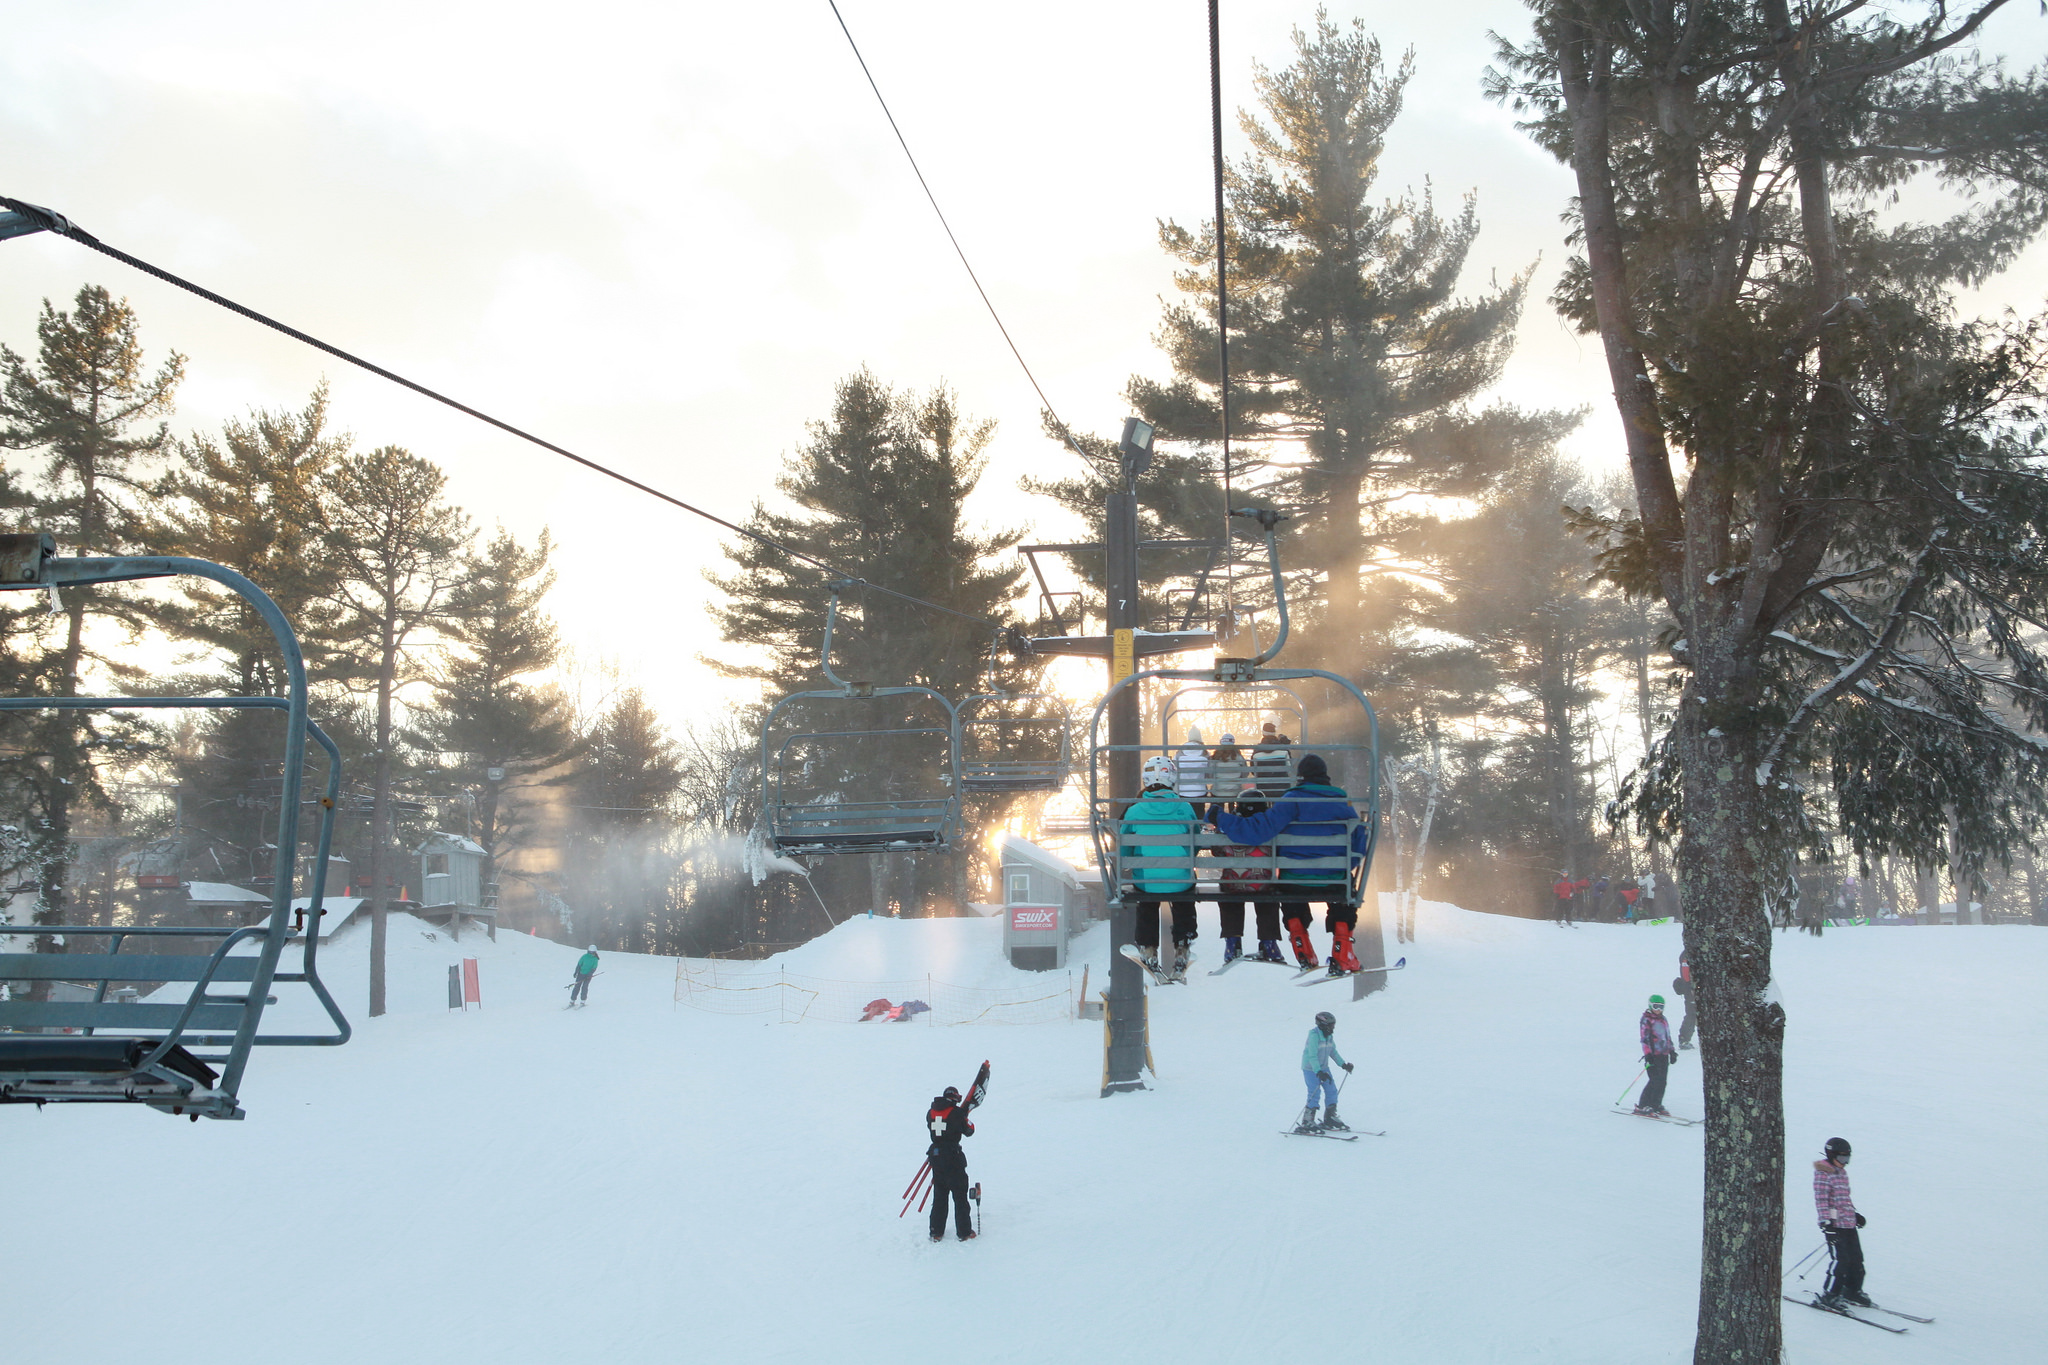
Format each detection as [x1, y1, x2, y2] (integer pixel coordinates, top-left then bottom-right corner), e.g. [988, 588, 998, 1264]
[1118, 417, 1155, 486]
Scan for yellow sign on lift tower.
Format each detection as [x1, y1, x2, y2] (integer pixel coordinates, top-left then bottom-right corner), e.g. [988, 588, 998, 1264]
[1111, 628, 1134, 685]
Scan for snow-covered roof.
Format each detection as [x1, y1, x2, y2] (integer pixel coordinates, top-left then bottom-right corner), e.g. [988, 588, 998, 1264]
[185, 881, 273, 904]
[998, 835, 1081, 890]
[417, 833, 487, 856]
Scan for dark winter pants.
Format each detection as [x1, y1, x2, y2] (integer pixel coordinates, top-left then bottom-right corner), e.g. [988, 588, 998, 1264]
[1678, 1005, 1696, 1048]
[1824, 1227, 1865, 1298]
[1136, 901, 1197, 950]
[1639, 1053, 1670, 1110]
[928, 1147, 972, 1239]
[1218, 901, 1281, 940]
[569, 972, 593, 1003]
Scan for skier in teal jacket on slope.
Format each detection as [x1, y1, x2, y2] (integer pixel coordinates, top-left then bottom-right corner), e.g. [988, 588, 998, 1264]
[569, 946, 599, 1006]
[1297, 1010, 1354, 1132]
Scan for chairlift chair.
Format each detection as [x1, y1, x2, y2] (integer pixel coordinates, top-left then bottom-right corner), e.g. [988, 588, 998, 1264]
[760, 584, 965, 855]
[957, 640, 1072, 794]
[0, 534, 351, 1120]
[1084, 514, 1381, 908]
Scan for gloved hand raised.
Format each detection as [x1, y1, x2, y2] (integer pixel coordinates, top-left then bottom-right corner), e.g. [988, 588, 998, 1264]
[1342, 1062, 1355, 1073]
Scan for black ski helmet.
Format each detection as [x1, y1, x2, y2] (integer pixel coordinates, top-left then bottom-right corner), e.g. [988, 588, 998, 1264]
[941, 1086, 961, 1103]
[1314, 1011, 1336, 1031]
[1824, 1136, 1852, 1161]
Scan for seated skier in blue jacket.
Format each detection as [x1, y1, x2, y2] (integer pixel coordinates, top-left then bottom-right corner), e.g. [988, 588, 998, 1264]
[1210, 754, 1371, 974]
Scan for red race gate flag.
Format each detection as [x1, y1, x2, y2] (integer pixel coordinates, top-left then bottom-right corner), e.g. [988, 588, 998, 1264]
[461, 957, 481, 1007]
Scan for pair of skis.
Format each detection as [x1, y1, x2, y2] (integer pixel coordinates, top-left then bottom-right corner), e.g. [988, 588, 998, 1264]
[1120, 943, 1195, 985]
[1611, 1107, 1702, 1126]
[1783, 1294, 1932, 1333]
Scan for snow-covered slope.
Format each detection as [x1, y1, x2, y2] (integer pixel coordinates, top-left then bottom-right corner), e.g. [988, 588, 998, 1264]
[9, 902, 2043, 1364]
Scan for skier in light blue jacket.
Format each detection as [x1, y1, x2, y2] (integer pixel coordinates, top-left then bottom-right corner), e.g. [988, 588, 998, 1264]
[1297, 1010, 1354, 1132]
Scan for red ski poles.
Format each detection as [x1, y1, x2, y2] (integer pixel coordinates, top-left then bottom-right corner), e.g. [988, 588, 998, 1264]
[898, 1159, 933, 1218]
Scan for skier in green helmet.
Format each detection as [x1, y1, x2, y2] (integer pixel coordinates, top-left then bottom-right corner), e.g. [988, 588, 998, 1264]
[1635, 993, 1677, 1115]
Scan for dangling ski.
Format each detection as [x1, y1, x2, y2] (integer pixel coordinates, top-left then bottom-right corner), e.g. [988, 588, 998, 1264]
[1298, 956, 1406, 985]
[1119, 943, 1171, 986]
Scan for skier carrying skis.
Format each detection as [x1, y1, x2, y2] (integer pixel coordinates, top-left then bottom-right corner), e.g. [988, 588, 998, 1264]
[925, 1084, 977, 1242]
[1210, 754, 1372, 974]
[1296, 1009, 1354, 1132]
[1120, 755, 1199, 979]
[1635, 993, 1676, 1115]
[1814, 1136, 1872, 1308]
[569, 945, 599, 1006]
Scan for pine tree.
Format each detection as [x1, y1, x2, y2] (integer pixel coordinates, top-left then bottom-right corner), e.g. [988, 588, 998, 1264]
[0, 285, 183, 935]
[708, 370, 1026, 923]
[563, 687, 683, 951]
[413, 527, 577, 931]
[318, 446, 473, 1017]
[1129, 13, 1536, 679]
[1494, 3, 2048, 1354]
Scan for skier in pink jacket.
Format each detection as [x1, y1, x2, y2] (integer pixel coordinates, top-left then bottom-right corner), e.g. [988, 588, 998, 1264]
[1633, 994, 1677, 1116]
[1813, 1136, 1871, 1308]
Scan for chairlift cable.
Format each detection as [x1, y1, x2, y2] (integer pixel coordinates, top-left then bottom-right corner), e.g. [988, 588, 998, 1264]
[824, 1, 1100, 473]
[0, 194, 998, 632]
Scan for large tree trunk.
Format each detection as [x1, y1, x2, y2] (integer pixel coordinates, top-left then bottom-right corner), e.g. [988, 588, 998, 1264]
[1676, 662, 1789, 1364]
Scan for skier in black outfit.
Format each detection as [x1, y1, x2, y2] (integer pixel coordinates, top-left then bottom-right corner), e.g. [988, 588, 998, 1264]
[925, 1084, 977, 1242]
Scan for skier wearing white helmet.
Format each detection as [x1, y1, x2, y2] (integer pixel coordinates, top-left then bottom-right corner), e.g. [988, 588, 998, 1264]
[1118, 755, 1200, 979]
[569, 945, 599, 1007]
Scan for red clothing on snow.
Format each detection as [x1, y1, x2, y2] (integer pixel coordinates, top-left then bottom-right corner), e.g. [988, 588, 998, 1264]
[1640, 1008, 1674, 1055]
[1813, 1158, 1857, 1228]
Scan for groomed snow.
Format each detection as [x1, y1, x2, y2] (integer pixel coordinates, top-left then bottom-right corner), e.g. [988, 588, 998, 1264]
[9, 900, 2043, 1363]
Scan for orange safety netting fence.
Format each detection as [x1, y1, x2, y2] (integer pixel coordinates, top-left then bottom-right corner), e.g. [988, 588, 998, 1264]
[673, 958, 1076, 1025]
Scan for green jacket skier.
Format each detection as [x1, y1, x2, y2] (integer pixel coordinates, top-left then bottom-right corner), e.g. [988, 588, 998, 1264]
[569, 947, 599, 1006]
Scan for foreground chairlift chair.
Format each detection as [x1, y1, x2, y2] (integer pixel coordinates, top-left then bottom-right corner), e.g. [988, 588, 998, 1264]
[761, 583, 964, 855]
[0, 534, 350, 1120]
[1084, 511, 1380, 908]
[958, 636, 1072, 795]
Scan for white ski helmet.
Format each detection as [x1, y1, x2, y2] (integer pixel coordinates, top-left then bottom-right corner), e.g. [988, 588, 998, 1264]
[1141, 755, 1176, 788]
[587, 945, 598, 952]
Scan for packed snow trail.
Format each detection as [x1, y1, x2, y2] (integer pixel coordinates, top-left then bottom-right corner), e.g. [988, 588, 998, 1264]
[8, 902, 2043, 1363]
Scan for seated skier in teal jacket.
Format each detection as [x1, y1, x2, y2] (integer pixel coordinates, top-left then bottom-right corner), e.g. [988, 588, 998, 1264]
[1119, 755, 1200, 977]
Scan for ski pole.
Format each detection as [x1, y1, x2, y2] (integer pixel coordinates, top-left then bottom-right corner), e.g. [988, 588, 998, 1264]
[1613, 1061, 1648, 1106]
[1784, 1243, 1826, 1281]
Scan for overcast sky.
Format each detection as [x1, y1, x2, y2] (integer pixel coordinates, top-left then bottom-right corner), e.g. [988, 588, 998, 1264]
[5, 1, 2045, 727]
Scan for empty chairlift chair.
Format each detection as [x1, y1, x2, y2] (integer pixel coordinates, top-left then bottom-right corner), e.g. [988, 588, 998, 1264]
[957, 681, 1071, 795]
[760, 584, 964, 855]
[0, 534, 351, 1120]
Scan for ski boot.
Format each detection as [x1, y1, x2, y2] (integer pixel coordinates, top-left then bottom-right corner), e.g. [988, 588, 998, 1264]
[1842, 1291, 1874, 1308]
[1255, 939, 1286, 964]
[959, 1230, 978, 1241]
[1293, 1105, 1322, 1134]
[1222, 937, 1243, 964]
[1329, 921, 1363, 975]
[1286, 921, 1320, 969]
[1168, 939, 1195, 981]
[930, 1231, 944, 1243]
[1632, 1104, 1655, 1115]
[1321, 1104, 1349, 1132]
